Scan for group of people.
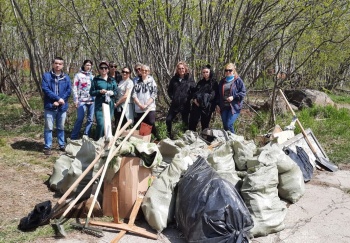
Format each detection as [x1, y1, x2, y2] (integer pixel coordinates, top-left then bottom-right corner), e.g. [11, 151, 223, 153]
[166, 62, 246, 138]
[41, 57, 246, 155]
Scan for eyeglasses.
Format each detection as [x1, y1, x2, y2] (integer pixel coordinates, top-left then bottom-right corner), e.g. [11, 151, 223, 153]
[121, 71, 130, 74]
[224, 69, 233, 72]
[110, 65, 117, 68]
[141, 69, 149, 72]
[99, 66, 109, 70]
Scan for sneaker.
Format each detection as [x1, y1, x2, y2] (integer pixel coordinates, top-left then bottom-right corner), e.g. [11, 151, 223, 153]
[59, 146, 65, 152]
[43, 148, 52, 155]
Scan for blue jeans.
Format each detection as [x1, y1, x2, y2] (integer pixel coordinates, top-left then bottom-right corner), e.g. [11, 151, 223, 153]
[220, 109, 240, 133]
[44, 109, 67, 149]
[70, 103, 94, 139]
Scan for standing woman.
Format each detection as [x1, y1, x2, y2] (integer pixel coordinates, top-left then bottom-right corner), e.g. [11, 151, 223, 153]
[108, 61, 122, 82]
[132, 64, 160, 140]
[70, 60, 95, 140]
[216, 63, 246, 134]
[114, 66, 134, 128]
[188, 65, 218, 131]
[166, 61, 195, 138]
[89, 61, 117, 140]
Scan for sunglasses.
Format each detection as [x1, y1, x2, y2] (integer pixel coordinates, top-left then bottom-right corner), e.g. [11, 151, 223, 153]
[110, 65, 117, 68]
[135, 68, 141, 71]
[224, 69, 233, 72]
[99, 66, 109, 70]
[121, 71, 130, 74]
[141, 69, 149, 72]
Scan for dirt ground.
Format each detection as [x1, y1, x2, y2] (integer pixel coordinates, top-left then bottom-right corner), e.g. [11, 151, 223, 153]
[1, 137, 350, 243]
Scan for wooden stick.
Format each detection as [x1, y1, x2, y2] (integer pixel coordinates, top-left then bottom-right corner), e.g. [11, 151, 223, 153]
[111, 187, 121, 224]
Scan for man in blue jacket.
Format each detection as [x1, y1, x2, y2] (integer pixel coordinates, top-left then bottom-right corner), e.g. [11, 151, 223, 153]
[42, 57, 71, 155]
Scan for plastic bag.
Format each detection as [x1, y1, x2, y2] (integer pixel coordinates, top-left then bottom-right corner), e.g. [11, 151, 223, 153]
[175, 157, 253, 243]
[18, 200, 52, 231]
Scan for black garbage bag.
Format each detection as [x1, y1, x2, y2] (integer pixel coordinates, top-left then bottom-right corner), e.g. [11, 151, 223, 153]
[175, 157, 253, 243]
[18, 200, 52, 231]
[283, 146, 313, 182]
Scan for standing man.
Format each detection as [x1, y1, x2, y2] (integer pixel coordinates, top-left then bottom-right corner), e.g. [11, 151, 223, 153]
[42, 57, 71, 155]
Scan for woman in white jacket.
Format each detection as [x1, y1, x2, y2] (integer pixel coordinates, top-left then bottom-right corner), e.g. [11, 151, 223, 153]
[132, 64, 160, 140]
[70, 60, 94, 140]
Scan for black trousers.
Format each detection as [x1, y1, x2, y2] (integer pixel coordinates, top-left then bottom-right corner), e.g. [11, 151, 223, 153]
[114, 107, 128, 130]
[188, 105, 212, 132]
[134, 110, 159, 139]
[166, 106, 190, 137]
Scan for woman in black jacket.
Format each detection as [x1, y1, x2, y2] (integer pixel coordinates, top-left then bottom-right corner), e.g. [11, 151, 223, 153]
[188, 65, 218, 131]
[166, 61, 195, 138]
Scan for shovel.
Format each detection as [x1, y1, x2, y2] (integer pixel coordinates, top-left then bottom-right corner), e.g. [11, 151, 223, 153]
[279, 89, 338, 172]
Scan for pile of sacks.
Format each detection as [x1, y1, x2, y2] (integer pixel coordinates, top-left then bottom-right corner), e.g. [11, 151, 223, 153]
[142, 130, 305, 239]
[49, 130, 305, 240]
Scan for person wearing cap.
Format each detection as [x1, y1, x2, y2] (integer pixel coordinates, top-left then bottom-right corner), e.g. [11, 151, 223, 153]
[188, 65, 218, 132]
[89, 61, 118, 140]
[42, 57, 71, 155]
[70, 59, 95, 140]
[216, 63, 246, 134]
[108, 61, 122, 82]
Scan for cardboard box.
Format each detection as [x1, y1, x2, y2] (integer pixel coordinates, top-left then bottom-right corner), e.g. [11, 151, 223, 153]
[103, 157, 152, 219]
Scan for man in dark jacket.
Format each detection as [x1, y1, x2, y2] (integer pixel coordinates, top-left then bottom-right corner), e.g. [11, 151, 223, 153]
[42, 57, 71, 155]
[166, 61, 195, 138]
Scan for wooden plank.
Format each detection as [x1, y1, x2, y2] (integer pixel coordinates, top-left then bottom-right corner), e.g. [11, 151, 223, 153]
[110, 196, 144, 243]
[84, 220, 158, 240]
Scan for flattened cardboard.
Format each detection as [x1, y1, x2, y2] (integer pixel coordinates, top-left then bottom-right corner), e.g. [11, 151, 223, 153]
[102, 130, 151, 218]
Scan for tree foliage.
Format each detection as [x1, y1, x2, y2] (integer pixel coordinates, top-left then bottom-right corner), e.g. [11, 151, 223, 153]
[0, 0, 349, 115]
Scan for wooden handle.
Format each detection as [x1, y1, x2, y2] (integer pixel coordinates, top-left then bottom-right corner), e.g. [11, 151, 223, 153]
[278, 89, 317, 154]
[116, 90, 132, 134]
[60, 165, 104, 218]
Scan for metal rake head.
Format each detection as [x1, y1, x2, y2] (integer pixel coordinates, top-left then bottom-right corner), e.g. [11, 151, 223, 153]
[70, 222, 104, 238]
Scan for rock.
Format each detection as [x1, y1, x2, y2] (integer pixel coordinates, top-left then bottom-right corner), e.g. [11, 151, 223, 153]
[284, 89, 334, 109]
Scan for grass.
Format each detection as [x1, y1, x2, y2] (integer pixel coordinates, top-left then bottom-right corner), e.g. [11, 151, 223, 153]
[276, 105, 350, 165]
[0, 223, 55, 243]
